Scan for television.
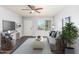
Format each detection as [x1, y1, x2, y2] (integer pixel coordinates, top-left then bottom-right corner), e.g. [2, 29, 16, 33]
[2, 20, 15, 32]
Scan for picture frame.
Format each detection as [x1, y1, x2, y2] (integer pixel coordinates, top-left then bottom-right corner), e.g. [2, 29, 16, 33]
[37, 20, 51, 31]
[62, 16, 70, 27]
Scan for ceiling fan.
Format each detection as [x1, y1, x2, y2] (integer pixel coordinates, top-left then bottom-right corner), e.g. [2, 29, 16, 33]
[22, 5, 43, 14]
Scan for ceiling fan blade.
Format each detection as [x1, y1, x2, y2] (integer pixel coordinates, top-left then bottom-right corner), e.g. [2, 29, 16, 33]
[28, 5, 35, 10]
[28, 5, 32, 8]
[35, 10, 40, 13]
[35, 8, 43, 10]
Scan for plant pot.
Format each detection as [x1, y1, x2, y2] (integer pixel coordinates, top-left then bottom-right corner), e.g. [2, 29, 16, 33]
[65, 47, 74, 54]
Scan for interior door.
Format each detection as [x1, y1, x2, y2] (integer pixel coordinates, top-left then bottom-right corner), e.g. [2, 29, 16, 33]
[23, 20, 33, 36]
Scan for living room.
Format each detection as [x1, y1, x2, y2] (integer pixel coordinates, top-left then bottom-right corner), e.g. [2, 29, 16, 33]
[0, 5, 79, 54]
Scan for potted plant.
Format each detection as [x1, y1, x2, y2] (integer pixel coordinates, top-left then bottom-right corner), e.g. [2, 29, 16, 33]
[61, 22, 78, 53]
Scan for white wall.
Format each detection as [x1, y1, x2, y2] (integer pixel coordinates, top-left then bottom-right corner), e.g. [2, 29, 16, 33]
[23, 16, 54, 36]
[0, 6, 23, 47]
[54, 5, 79, 54]
[0, 6, 23, 36]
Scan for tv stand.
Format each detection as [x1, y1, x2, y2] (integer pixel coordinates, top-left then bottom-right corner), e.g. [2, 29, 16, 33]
[1, 30, 20, 51]
[1, 32, 14, 51]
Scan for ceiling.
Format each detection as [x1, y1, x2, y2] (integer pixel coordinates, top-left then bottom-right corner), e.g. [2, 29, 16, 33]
[3, 5, 65, 17]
